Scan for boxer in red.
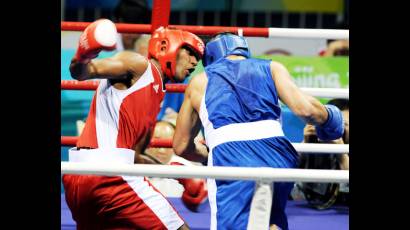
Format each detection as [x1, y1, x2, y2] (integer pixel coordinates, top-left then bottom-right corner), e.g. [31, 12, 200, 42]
[62, 19, 205, 230]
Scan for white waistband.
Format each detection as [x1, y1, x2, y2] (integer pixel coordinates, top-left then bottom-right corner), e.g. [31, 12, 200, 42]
[68, 148, 135, 164]
[206, 120, 284, 150]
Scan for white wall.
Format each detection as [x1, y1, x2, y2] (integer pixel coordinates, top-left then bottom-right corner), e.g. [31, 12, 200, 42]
[61, 31, 81, 49]
[247, 37, 327, 56]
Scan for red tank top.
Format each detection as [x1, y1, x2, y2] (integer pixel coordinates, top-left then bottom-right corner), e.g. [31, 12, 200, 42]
[77, 60, 165, 149]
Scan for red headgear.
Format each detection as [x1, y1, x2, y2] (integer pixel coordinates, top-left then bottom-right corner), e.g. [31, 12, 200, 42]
[148, 27, 204, 80]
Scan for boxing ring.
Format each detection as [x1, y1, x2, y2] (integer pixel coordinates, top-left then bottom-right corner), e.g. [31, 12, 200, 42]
[61, 0, 349, 229]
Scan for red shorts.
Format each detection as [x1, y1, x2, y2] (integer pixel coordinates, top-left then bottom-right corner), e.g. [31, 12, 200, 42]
[62, 174, 184, 230]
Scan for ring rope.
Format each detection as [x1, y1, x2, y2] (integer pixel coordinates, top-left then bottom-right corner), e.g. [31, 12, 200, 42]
[61, 136, 348, 154]
[61, 162, 349, 183]
[61, 80, 186, 93]
[61, 80, 348, 98]
[61, 21, 349, 39]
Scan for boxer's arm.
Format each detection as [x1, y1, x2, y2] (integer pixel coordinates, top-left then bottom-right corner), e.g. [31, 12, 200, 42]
[133, 127, 159, 164]
[70, 51, 148, 81]
[339, 153, 349, 170]
[270, 61, 328, 125]
[173, 79, 207, 162]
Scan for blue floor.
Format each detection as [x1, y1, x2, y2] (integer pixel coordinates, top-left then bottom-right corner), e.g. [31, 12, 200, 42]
[61, 194, 348, 229]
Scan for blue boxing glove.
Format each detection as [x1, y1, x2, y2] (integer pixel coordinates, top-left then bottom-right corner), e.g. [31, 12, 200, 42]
[315, 105, 344, 141]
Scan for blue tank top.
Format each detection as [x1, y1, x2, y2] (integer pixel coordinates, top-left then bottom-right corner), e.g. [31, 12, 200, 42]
[204, 58, 281, 129]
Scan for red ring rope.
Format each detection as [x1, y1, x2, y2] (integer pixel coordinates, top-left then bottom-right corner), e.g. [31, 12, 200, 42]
[61, 136, 173, 148]
[61, 21, 270, 37]
[61, 80, 187, 92]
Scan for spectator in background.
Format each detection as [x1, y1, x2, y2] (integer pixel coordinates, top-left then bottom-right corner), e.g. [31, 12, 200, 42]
[144, 112, 208, 212]
[114, 0, 151, 53]
[319, 21, 349, 57]
[322, 39, 349, 57]
[328, 99, 349, 170]
[133, 34, 151, 57]
[298, 98, 349, 209]
[319, 39, 349, 57]
[303, 99, 349, 170]
[145, 109, 207, 165]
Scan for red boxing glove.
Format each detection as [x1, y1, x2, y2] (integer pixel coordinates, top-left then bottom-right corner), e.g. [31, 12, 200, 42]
[74, 19, 117, 63]
[170, 162, 208, 212]
[180, 178, 208, 212]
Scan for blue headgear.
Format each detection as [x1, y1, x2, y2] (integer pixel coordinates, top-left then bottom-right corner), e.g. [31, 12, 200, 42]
[203, 33, 251, 66]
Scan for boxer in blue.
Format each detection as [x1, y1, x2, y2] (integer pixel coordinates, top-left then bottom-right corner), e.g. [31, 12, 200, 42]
[172, 33, 344, 230]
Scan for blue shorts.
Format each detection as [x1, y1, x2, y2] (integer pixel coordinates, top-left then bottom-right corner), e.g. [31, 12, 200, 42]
[207, 137, 298, 230]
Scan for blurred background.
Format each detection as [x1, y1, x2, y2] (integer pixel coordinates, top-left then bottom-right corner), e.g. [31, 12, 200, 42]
[61, 0, 348, 28]
[61, 1, 349, 228]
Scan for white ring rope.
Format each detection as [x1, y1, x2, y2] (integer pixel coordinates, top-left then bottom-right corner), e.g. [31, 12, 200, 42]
[61, 162, 348, 183]
[65, 79, 349, 99]
[300, 88, 349, 99]
[268, 28, 348, 39]
[294, 143, 348, 154]
[238, 28, 244, 37]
